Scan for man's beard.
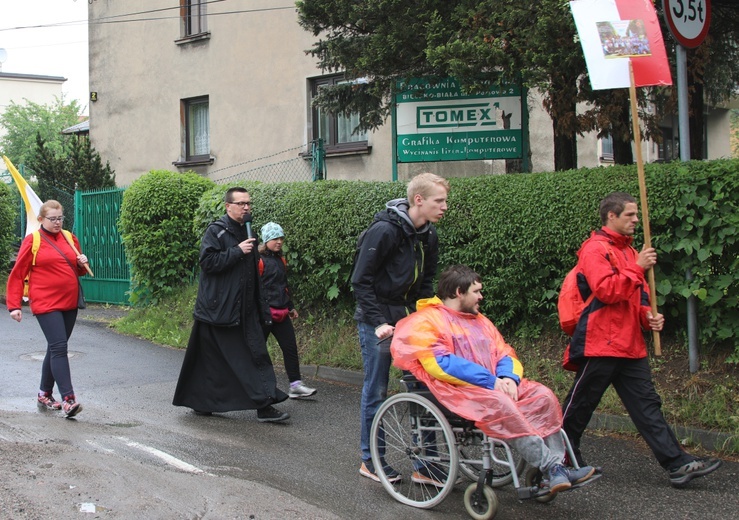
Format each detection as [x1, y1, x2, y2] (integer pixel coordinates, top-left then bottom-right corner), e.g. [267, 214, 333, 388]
[460, 304, 479, 315]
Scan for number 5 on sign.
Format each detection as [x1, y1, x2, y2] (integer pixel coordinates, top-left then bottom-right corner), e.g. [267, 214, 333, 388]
[663, 0, 711, 49]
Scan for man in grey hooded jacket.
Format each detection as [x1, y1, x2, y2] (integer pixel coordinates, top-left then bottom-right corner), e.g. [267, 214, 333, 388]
[351, 172, 450, 482]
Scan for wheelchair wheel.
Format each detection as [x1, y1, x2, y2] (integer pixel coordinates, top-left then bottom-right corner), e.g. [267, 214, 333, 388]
[370, 393, 459, 509]
[458, 435, 526, 488]
[523, 466, 557, 503]
[463, 483, 498, 520]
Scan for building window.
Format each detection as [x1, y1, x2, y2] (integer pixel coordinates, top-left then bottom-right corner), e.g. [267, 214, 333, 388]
[600, 135, 614, 162]
[310, 76, 369, 154]
[657, 126, 677, 162]
[184, 96, 210, 162]
[181, 0, 207, 38]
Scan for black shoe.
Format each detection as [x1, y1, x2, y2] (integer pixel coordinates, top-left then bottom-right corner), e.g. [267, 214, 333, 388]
[256, 405, 290, 423]
[193, 410, 212, 416]
[669, 457, 722, 487]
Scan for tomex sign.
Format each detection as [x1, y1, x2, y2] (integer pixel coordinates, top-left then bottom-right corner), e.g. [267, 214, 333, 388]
[395, 78, 523, 163]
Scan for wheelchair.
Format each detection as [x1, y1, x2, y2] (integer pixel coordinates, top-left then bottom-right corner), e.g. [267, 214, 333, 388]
[369, 375, 598, 520]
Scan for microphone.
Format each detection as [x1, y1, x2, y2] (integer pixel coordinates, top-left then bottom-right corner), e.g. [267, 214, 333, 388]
[244, 214, 254, 239]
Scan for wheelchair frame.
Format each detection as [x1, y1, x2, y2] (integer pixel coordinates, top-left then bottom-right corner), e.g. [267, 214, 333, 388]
[369, 377, 586, 519]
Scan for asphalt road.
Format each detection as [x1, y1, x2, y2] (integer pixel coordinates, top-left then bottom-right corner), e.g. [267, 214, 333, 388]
[0, 313, 737, 519]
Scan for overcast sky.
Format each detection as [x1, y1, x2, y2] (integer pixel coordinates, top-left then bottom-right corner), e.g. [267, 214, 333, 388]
[0, 0, 89, 114]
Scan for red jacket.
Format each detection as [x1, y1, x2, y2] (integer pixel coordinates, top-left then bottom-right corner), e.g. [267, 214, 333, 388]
[6, 228, 86, 315]
[564, 227, 652, 369]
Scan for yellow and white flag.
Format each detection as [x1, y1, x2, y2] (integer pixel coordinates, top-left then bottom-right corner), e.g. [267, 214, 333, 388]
[2, 155, 42, 235]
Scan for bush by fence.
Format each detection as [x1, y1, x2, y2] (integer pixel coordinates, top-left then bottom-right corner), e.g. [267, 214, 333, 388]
[119, 159, 739, 359]
[119, 170, 215, 303]
[0, 181, 18, 272]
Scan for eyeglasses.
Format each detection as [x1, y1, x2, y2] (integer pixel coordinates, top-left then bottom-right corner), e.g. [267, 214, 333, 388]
[45, 216, 65, 223]
[228, 201, 252, 207]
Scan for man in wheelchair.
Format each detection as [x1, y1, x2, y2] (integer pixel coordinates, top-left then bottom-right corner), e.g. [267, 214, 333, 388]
[391, 265, 597, 494]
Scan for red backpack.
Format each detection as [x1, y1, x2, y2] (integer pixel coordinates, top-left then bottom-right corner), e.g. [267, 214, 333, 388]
[558, 241, 615, 336]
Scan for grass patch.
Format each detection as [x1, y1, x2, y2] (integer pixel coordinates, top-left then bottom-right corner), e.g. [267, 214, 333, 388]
[113, 284, 198, 348]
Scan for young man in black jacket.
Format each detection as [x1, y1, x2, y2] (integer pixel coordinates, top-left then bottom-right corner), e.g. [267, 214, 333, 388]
[352, 172, 450, 481]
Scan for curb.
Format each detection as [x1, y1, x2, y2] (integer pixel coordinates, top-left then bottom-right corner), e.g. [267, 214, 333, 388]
[304, 364, 736, 454]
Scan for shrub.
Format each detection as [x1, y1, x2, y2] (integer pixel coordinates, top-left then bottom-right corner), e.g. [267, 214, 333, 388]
[0, 181, 17, 273]
[200, 160, 737, 358]
[193, 180, 405, 310]
[119, 170, 214, 303]
[123, 159, 739, 359]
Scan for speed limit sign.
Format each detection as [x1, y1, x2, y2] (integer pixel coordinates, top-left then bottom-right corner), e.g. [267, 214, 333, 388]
[663, 0, 711, 48]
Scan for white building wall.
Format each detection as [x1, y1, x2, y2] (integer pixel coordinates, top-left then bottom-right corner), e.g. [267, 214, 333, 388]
[706, 108, 731, 159]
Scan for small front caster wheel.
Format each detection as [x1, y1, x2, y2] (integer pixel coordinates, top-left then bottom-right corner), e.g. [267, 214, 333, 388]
[463, 483, 498, 520]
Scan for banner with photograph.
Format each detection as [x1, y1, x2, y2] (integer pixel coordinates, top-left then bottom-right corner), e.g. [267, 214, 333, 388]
[570, 0, 671, 90]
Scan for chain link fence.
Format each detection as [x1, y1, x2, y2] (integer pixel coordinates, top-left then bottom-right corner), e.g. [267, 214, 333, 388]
[211, 141, 326, 185]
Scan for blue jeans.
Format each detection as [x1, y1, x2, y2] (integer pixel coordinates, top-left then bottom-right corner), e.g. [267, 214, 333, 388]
[358, 321, 393, 462]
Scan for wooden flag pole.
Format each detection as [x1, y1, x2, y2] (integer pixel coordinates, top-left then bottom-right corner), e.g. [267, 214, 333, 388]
[63, 234, 95, 278]
[628, 62, 661, 356]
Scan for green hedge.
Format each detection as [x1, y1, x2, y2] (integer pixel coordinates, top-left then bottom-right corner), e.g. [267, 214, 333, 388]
[435, 161, 738, 354]
[193, 180, 406, 307]
[119, 160, 739, 358]
[119, 170, 214, 303]
[0, 181, 17, 273]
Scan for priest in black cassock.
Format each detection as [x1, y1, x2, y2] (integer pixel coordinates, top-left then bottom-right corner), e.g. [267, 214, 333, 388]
[173, 187, 289, 423]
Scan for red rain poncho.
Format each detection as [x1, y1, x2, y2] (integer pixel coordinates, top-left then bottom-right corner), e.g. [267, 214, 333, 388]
[391, 298, 562, 440]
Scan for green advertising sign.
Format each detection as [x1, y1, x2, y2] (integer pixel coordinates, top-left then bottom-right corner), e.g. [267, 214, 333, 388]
[395, 78, 523, 163]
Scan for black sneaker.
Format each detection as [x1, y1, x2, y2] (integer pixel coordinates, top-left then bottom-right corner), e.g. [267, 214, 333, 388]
[669, 457, 722, 487]
[256, 405, 290, 423]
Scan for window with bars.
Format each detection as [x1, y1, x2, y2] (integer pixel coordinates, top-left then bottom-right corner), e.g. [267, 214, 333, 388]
[310, 75, 369, 154]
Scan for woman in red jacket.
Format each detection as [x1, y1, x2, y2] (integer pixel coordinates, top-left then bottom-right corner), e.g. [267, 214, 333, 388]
[6, 200, 89, 418]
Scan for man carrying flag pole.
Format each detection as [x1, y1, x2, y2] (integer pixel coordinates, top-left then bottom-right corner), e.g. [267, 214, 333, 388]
[563, 0, 721, 487]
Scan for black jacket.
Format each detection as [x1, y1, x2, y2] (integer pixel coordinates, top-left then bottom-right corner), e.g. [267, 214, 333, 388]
[192, 215, 272, 326]
[351, 199, 439, 328]
[259, 250, 293, 311]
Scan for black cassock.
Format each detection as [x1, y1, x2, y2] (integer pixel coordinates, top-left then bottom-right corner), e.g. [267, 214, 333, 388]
[173, 222, 287, 412]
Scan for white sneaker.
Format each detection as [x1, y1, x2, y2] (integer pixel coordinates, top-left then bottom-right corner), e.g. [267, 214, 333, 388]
[288, 382, 317, 399]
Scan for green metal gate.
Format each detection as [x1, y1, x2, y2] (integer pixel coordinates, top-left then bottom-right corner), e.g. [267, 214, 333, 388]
[74, 187, 130, 305]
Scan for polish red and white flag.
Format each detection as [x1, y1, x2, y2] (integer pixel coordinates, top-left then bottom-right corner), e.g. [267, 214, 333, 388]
[570, 0, 672, 90]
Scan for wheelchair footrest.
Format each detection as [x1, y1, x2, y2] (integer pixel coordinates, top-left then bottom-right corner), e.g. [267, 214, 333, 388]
[517, 472, 602, 500]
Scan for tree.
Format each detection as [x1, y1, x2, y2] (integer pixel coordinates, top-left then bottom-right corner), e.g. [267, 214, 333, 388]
[296, 0, 651, 171]
[30, 133, 73, 202]
[297, 0, 588, 170]
[0, 96, 82, 166]
[297, 0, 739, 170]
[426, 0, 592, 171]
[68, 137, 116, 191]
[30, 134, 116, 202]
